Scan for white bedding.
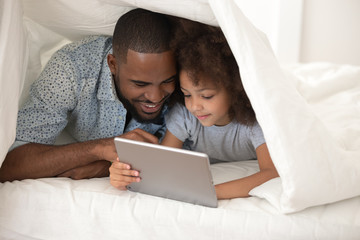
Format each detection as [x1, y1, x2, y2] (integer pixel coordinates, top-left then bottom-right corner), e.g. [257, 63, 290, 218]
[1, 160, 360, 239]
[1, 0, 360, 239]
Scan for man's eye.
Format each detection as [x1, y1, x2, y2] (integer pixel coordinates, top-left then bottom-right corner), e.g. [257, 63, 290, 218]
[134, 82, 147, 87]
[163, 78, 175, 84]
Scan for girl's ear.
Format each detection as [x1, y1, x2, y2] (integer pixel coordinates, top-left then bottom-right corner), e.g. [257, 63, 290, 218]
[107, 54, 117, 75]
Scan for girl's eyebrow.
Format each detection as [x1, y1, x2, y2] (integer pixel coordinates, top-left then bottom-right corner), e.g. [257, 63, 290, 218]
[180, 86, 216, 92]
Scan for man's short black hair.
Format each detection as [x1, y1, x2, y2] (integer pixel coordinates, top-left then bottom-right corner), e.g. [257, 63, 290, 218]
[112, 8, 172, 62]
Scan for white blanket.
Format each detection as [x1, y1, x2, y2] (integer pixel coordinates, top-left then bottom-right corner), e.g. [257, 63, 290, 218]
[0, 0, 359, 215]
[1, 160, 360, 239]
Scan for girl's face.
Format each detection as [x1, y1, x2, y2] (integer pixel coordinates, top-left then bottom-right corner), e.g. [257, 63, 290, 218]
[180, 70, 232, 127]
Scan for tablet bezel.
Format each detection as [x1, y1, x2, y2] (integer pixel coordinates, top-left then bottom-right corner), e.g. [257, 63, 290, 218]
[114, 137, 218, 208]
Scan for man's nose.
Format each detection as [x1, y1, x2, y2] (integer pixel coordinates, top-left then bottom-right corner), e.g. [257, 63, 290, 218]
[144, 86, 164, 103]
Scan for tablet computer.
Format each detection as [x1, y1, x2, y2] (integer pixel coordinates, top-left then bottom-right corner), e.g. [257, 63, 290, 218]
[114, 137, 218, 208]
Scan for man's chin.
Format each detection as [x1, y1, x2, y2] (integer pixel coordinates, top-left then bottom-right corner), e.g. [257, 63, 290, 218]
[133, 109, 163, 124]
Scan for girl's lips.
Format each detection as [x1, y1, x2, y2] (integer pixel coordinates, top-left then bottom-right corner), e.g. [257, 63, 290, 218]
[139, 102, 162, 114]
[196, 114, 210, 120]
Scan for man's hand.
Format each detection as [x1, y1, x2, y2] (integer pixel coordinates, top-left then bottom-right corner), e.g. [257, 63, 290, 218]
[96, 128, 160, 163]
[109, 159, 140, 190]
[57, 160, 111, 180]
[120, 128, 159, 144]
[57, 128, 157, 181]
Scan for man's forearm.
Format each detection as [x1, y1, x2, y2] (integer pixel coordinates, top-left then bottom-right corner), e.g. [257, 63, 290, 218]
[0, 128, 160, 182]
[0, 139, 113, 182]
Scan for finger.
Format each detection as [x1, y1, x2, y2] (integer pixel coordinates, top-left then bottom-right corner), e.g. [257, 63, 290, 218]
[111, 161, 131, 169]
[110, 176, 140, 189]
[118, 175, 140, 183]
[111, 162, 140, 177]
[110, 164, 139, 178]
[109, 169, 139, 179]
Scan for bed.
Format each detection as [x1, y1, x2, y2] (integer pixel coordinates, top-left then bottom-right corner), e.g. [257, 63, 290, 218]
[1, 157, 359, 239]
[1, 0, 360, 239]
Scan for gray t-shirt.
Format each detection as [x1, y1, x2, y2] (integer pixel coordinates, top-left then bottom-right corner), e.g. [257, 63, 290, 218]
[165, 104, 266, 164]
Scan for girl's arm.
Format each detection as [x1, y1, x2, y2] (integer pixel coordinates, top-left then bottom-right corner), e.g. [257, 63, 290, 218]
[215, 143, 279, 199]
[160, 130, 184, 148]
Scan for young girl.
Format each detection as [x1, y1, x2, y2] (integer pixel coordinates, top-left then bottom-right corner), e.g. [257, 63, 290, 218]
[109, 19, 278, 199]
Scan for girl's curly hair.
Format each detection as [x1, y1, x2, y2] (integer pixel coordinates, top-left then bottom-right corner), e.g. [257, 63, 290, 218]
[169, 18, 256, 126]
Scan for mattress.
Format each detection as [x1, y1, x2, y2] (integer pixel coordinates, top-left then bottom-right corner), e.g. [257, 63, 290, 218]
[0, 158, 360, 239]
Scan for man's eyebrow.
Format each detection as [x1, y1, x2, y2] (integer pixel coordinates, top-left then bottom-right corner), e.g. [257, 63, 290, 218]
[162, 75, 177, 82]
[130, 75, 177, 84]
[130, 79, 150, 84]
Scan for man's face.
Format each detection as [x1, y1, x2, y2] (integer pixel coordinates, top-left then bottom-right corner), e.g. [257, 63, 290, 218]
[108, 49, 177, 123]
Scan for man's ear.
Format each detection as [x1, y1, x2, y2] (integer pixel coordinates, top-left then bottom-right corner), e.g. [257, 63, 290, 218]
[107, 54, 117, 75]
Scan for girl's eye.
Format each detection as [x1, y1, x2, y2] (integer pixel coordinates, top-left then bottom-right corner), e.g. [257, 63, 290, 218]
[202, 95, 214, 99]
[183, 94, 191, 98]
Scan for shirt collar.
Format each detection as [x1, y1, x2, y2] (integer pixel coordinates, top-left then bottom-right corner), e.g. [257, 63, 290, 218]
[97, 47, 117, 101]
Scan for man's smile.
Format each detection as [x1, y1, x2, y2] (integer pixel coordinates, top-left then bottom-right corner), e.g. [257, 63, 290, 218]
[139, 102, 162, 114]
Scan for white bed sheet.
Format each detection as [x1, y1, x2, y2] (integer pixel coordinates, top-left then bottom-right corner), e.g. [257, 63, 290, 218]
[1, 130, 360, 239]
[1, 162, 360, 240]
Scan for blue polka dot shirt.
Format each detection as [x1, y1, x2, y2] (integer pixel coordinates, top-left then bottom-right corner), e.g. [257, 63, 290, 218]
[13, 36, 167, 148]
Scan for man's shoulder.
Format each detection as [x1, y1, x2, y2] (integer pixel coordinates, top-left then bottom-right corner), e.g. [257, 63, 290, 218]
[49, 35, 113, 77]
[58, 35, 112, 56]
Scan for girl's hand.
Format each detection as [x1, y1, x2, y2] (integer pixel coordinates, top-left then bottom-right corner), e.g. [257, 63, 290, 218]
[109, 158, 141, 190]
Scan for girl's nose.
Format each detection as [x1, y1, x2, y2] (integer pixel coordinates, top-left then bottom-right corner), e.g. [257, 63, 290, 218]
[189, 98, 202, 112]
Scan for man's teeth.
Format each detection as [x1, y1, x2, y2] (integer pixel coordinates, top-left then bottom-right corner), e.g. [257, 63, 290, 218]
[145, 104, 157, 108]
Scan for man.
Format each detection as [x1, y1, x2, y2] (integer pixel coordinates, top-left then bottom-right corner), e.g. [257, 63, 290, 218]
[0, 9, 177, 182]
